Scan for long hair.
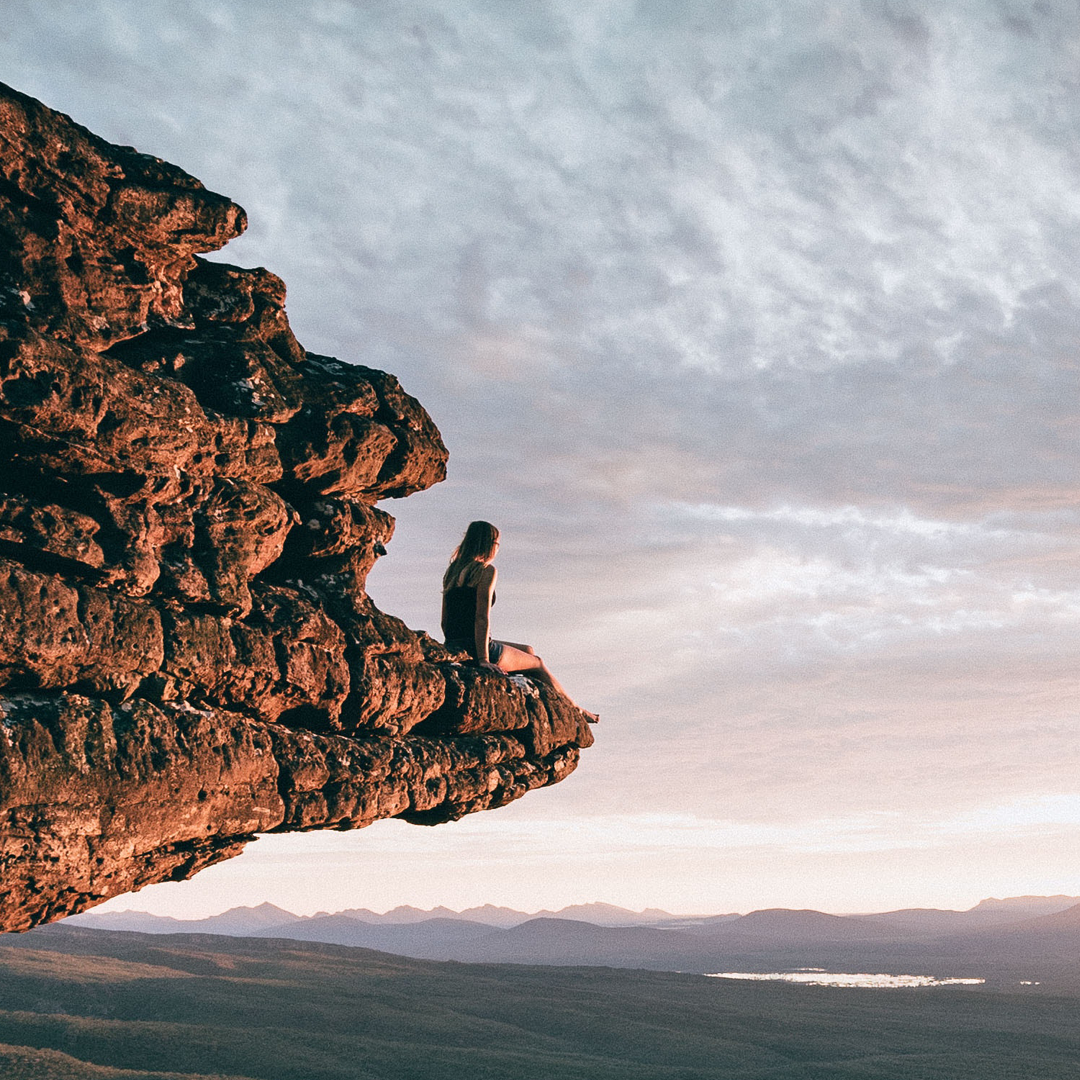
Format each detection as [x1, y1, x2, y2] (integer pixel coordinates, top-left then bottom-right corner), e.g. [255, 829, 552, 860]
[442, 520, 499, 590]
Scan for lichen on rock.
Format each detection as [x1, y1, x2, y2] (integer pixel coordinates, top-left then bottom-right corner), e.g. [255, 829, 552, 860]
[0, 83, 593, 934]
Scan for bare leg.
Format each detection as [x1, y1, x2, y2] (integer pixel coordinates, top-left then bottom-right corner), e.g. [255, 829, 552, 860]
[498, 640, 535, 655]
[495, 643, 569, 697]
[494, 642, 598, 721]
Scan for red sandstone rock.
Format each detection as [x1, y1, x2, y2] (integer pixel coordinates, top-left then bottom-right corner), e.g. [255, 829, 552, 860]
[0, 82, 593, 934]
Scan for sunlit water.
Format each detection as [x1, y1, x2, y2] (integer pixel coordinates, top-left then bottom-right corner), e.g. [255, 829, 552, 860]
[705, 970, 985, 989]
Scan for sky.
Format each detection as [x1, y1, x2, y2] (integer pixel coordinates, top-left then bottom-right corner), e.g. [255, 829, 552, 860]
[5, 0, 1080, 917]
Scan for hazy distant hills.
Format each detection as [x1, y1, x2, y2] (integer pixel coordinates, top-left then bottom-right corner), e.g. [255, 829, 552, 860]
[62, 895, 1080, 987]
[969, 894, 1080, 917]
[316, 900, 682, 928]
[67, 900, 303, 936]
[67, 893, 1080, 938]
[67, 899, 719, 935]
[859, 894, 1080, 934]
[266, 914, 500, 955]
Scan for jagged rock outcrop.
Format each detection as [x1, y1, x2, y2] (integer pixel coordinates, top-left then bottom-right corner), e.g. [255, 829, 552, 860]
[0, 83, 593, 933]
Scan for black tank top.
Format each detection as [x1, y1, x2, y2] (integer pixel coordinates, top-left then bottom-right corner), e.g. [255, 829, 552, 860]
[443, 584, 495, 656]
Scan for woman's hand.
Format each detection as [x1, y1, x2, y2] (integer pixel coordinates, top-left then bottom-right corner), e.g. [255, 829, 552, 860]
[480, 660, 504, 676]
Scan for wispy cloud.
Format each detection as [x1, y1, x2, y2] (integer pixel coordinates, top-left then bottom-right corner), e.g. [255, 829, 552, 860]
[8, 0, 1080, 913]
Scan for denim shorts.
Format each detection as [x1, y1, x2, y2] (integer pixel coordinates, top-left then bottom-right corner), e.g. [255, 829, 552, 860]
[446, 639, 504, 664]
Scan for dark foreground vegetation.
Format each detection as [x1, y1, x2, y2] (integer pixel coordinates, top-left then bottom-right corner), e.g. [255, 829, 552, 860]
[0, 927, 1077, 1080]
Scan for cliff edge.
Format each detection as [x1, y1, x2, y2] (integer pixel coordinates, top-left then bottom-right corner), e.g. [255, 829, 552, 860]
[0, 83, 593, 933]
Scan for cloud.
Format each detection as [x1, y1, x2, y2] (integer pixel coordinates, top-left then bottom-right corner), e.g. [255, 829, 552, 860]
[7, 0, 1080, 911]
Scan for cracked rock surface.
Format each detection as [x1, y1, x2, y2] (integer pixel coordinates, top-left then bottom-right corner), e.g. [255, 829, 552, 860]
[0, 83, 593, 933]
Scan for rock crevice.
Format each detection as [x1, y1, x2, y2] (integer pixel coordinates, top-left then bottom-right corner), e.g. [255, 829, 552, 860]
[0, 83, 593, 934]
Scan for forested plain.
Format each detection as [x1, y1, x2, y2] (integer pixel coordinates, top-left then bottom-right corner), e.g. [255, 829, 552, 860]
[0, 928, 1077, 1079]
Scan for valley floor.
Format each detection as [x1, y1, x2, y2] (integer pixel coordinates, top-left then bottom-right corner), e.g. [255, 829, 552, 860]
[0, 927, 1077, 1080]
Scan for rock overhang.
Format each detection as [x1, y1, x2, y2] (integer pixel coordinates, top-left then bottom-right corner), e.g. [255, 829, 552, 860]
[0, 82, 593, 933]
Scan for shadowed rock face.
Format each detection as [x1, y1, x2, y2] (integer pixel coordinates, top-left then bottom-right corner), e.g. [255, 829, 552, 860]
[0, 83, 593, 933]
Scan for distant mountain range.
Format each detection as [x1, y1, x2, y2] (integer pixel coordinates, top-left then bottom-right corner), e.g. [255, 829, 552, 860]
[66, 899, 712, 935]
[67, 893, 1080, 936]
[61, 894, 1080, 986]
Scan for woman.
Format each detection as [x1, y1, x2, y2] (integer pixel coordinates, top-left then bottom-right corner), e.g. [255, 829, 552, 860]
[441, 520, 597, 720]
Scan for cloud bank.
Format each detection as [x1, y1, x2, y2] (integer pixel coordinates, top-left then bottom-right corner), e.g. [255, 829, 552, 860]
[5, 0, 1080, 912]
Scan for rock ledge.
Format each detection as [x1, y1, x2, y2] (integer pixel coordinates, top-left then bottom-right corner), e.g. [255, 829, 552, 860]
[0, 83, 592, 933]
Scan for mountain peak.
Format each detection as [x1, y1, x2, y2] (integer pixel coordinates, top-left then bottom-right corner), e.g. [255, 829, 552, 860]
[970, 895, 1080, 912]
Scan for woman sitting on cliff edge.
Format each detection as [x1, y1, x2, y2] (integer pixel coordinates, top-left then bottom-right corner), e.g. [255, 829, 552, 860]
[441, 520, 597, 721]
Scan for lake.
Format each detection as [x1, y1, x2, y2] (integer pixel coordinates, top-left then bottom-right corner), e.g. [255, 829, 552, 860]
[706, 970, 985, 988]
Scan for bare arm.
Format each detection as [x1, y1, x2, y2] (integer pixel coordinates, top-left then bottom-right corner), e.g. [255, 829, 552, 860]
[474, 564, 498, 670]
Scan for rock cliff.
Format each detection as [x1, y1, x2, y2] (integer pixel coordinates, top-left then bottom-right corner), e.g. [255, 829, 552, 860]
[0, 83, 593, 933]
